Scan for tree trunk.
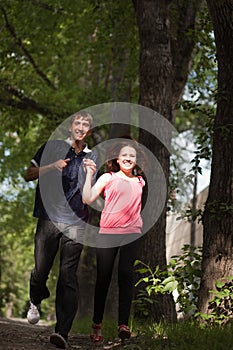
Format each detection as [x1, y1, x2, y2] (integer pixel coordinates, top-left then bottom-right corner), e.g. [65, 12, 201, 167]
[169, 0, 205, 110]
[133, 0, 204, 321]
[198, 0, 233, 314]
[134, 0, 175, 322]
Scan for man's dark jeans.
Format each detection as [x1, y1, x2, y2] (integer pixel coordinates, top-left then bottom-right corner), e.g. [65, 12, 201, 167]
[30, 218, 83, 336]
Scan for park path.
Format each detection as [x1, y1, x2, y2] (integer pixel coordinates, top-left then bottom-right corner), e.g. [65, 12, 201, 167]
[0, 317, 125, 350]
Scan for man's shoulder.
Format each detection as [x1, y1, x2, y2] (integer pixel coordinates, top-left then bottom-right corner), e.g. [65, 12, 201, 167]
[83, 147, 99, 160]
[83, 144, 92, 153]
[36, 139, 70, 164]
[45, 139, 69, 146]
[43, 139, 70, 152]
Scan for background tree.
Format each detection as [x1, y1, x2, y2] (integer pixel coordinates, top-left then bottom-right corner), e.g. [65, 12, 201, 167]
[0, 0, 139, 318]
[133, 0, 205, 321]
[198, 0, 233, 314]
[0, 0, 219, 323]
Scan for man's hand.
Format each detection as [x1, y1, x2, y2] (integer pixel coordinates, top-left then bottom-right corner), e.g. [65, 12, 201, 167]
[24, 158, 70, 181]
[52, 158, 70, 171]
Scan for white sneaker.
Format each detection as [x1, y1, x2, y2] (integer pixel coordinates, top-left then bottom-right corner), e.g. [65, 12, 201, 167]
[27, 301, 40, 324]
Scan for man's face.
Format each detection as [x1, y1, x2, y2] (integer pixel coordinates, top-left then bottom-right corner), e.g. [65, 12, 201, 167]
[69, 116, 91, 142]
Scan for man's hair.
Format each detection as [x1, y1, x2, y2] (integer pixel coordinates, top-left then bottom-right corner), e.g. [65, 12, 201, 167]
[70, 110, 93, 129]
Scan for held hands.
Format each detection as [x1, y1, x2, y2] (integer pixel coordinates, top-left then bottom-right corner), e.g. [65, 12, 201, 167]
[83, 158, 96, 175]
[51, 158, 97, 174]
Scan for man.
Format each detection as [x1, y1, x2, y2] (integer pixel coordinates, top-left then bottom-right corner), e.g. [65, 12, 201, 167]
[24, 111, 98, 349]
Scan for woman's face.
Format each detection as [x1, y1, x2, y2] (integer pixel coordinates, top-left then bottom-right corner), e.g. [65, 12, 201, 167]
[117, 146, 136, 172]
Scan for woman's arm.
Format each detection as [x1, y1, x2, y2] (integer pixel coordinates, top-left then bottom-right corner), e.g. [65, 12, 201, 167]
[82, 160, 111, 204]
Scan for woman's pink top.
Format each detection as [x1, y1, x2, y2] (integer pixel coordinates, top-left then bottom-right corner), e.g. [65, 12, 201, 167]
[99, 172, 145, 234]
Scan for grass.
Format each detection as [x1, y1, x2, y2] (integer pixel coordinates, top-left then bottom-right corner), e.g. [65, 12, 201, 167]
[130, 320, 233, 350]
[72, 317, 233, 350]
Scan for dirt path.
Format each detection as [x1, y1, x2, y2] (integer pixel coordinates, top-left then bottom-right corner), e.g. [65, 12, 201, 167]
[0, 318, 129, 350]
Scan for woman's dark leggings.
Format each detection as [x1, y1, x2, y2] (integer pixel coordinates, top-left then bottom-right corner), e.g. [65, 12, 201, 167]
[93, 238, 139, 326]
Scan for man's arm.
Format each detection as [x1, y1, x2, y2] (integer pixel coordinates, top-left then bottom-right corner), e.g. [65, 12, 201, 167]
[24, 165, 39, 182]
[24, 158, 70, 182]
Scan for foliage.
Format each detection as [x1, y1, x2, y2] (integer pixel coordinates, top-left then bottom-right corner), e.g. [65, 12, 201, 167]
[71, 314, 233, 350]
[169, 103, 214, 212]
[174, 7, 216, 133]
[161, 321, 233, 350]
[0, 183, 56, 319]
[112, 319, 233, 350]
[135, 246, 233, 326]
[197, 277, 233, 324]
[169, 8, 215, 212]
[0, 0, 139, 120]
[134, 245, 202, 318]
[133, 262, 177, 318]
[0, 0, 217, 320]
[0, 0, 139, 186]
[169, 245, 202, 315]
[0, 0, 138, 317]
[0, 187, 35, 316]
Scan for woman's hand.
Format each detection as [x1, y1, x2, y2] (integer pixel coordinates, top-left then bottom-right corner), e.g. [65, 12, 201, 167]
[83, 158, 97, 175]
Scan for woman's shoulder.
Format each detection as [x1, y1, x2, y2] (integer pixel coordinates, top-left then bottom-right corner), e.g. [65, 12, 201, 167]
[100, 172, 112, 179]
[97, 172, 112, 185]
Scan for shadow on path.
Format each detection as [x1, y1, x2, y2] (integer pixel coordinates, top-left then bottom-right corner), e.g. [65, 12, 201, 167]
[0, 318, 129, 350]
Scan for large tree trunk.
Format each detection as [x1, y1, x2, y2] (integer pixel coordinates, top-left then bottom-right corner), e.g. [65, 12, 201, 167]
[198, 0, 233, 314]
[133, 0, 204, 321]
[136, 0, 175, 323]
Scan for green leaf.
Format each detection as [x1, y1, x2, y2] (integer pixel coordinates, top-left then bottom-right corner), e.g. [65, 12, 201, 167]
[163, 280, 178, 293]
[162, 276, 176, 285]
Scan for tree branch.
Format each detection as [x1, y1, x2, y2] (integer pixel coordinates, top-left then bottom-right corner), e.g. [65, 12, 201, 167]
[0, 79, 50, 115]
[0, 5, 55, 89]
[21, 0, 64, 13]
[170, 0, 205, 109]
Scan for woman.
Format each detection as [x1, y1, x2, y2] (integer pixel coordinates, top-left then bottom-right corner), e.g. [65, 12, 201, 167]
[82, 139, 145, 343]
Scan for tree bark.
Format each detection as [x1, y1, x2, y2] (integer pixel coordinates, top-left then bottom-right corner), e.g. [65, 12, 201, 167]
[133, 0, 204, 321]
[169, 0, 205, 109]
[134, 0, 175, 322]
[198, 0, 233, 314]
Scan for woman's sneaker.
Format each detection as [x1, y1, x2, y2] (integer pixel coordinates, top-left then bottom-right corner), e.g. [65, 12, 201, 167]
[27, 301, 40, 324]
[118, 324, 131, 340]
